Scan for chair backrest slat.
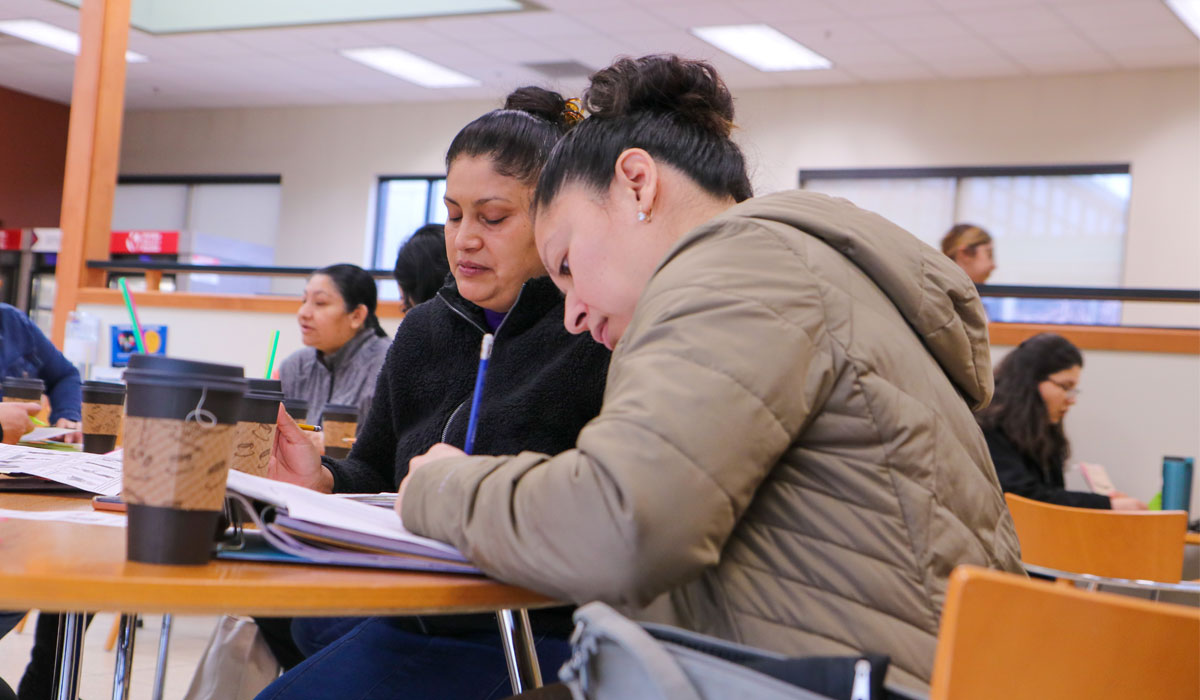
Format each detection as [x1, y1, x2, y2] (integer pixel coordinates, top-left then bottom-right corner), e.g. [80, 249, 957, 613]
[931, 566, 1200, 700]
[1004, 493, 1187, 582]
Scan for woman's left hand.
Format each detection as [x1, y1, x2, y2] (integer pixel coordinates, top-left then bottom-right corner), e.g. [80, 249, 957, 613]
[396, 443, 468, 519]
[54, 418, 83, 444]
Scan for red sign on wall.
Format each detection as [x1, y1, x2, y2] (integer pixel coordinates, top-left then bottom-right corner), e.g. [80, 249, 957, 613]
[110, 231, 180, 255]
[0, 229, 22, 251]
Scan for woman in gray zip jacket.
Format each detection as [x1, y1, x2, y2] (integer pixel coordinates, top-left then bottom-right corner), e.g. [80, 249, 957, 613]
[278, 263, 391, 425]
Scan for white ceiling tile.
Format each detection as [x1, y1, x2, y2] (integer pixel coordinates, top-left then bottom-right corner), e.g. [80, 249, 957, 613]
[930, 57, 1026, 79]
[1082, 24, 1199, 51]
[901, 37, 1010, 63]
[352, 20, 447, 47]
[539, 34, 632, 71]
[472, 38, 573, 64]
[766, 67, 861, 86]
[643, 2, 756, 27]
[818, 42, 915, 66]
[1016, 52, 1121, 74]
[833, 0, 945, 19]
[776, 20, 886, 48]
[840, 61, 939, 81]
[568, 7, 677, 35]
[490, 10, 595, 38]
[422, 16, 513, 42]
[0, 42, 77, 65]
[618, 30, 723, 59]
[987, 31, 1097, 56]
[1053, 1, 1186, 33]
[867, 14, 972, 41]
[736, 0, 844, 24]
[954, 5, 1073, 36]
[931, 0, 1046, 7]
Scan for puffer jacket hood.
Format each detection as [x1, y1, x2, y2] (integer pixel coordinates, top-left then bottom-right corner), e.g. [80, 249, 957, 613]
[721, 191, 993, 410]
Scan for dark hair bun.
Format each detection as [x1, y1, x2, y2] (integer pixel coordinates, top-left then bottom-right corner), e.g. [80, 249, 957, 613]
[584, 55, 735, 138]
[504, 86, 577, 132]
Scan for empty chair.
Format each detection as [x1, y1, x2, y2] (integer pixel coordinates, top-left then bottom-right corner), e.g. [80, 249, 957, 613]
[930, 565, 1200, 700]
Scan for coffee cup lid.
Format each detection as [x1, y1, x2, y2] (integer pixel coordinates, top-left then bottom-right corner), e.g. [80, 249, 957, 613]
[3, 376, 45, 391]
[81, 380, 126, 395]
[283, 398, 309, 409]
[123, 354, 247, 394]
[248, 378, 283, 394]
[322, 403, 358, 415]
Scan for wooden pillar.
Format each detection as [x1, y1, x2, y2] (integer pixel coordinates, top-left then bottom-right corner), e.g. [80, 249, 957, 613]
[51, 0, 131, 346]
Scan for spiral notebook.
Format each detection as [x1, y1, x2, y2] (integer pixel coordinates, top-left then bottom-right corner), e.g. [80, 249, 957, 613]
[218, 470, 480, 575]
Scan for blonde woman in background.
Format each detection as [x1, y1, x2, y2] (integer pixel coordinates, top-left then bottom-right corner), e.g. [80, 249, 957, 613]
[941, 223, 995, 284]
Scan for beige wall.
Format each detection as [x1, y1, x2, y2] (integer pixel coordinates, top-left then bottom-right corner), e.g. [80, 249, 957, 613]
[119, 67, 1200, 294]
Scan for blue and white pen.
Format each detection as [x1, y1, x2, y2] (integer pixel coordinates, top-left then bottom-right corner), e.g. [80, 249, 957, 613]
[462, 333, 494, 456]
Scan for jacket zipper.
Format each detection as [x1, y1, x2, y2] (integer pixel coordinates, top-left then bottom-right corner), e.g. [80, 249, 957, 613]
[434, 282, 528, 444]
[441, 400, 468, 443]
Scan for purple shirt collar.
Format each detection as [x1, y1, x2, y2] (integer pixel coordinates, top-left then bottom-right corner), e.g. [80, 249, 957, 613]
[483, 309, 507, 331]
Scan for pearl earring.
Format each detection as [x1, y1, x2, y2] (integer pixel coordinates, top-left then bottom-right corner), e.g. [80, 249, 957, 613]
[637, 211, 647, 222]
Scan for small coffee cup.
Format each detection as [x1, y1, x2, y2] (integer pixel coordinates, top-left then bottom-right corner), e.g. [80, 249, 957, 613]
[231, 379, 284, 477]
[80, 381, 126, 454]
[121, 355, 247, 565]
[282, 398, 309, 424]
[320, 403, 359, 460]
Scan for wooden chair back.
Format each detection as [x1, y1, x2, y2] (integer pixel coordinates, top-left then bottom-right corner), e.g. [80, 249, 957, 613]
[930, 565, 1200, 700]
[1004, 493, 1187, 581]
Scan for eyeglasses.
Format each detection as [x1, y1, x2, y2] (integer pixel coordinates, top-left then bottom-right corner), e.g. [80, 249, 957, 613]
[1045, 378, 1080, 398]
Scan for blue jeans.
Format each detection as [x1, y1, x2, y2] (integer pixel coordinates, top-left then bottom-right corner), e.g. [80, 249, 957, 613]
[256, 617, 572, 700]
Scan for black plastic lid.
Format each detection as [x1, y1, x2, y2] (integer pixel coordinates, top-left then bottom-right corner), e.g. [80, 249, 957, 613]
[123, 355, 247, 394]
[3, 376, 45, 391]
[81, 380, 126, 395]
[248, 378, 283, 393]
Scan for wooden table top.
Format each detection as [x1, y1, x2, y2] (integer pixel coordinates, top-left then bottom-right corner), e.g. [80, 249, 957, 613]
[0, 493, 555, 616]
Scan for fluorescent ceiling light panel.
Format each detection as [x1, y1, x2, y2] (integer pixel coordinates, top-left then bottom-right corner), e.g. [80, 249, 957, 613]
[340, 47, 480, 88]
[691, 24, 831, 71]
[1165, 0, 1200, 39]
[0, 19, 147, 62]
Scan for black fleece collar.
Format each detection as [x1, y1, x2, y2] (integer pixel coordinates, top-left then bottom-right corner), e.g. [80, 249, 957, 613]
[435, 276, 564, 337]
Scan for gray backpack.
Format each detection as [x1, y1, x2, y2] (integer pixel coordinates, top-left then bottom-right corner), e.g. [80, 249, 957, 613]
[558, 602, 912, 700]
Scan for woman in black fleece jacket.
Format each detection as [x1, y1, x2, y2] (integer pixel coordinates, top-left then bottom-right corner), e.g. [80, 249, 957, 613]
[258, 87, 610, 700]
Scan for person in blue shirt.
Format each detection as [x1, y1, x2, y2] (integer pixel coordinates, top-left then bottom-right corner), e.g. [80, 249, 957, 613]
[0, 303, 82, 437]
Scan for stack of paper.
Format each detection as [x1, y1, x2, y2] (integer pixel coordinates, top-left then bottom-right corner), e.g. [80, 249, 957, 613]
[0, 443, 122, 495]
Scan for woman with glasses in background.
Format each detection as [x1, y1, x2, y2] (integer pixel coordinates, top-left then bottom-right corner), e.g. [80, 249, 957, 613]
[977, 332, 1146, 510]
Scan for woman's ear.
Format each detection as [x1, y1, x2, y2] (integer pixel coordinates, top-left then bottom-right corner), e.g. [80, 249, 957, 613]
[349, 304, 368, 330]
[614, 148, 659, 219]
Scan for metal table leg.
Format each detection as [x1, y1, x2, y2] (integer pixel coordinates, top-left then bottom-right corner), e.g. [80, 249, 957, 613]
[497, 608, 542, 694]
[151, 614, 173, 700]
[111, 614, 137, 700]
[52, 612, 86, 700]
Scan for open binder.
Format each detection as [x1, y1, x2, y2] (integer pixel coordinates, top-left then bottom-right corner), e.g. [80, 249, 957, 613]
[219, 470, 480, 575]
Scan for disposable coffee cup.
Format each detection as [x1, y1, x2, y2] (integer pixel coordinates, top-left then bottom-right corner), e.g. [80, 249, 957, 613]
[81, 380, 125, 454]
[121, 355, 247, 565]
[231, 378, 284, 477]
[321, 403, 359, 460]
[3, 376, 44, 403]
[282, 398, 309, 424]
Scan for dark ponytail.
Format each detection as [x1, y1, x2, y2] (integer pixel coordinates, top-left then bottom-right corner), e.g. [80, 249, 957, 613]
[977, 333, 1083, 477]
[315, 263, 387, 338]
[535, 54, 752, 211]
[445, 86, 582, 185]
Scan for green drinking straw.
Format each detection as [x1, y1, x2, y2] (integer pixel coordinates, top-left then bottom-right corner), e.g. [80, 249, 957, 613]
[118, 277, 146, 354]
[265, 330, 281, 378]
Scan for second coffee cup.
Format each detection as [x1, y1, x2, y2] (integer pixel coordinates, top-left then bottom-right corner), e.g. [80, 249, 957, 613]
[320, 403, 359, 460]
[122, 355, 247, 565]
[231, 378, 284, 477]
[81, 380, 126, 454]
[3, 376, 45, 403]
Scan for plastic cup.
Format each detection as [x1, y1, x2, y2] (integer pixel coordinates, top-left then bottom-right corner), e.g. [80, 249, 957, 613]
[282, 398, 309, 424]
[3, 376, 45, 403]
[80, 380, 125, 454]
[121, 355, 247, 565]
[231, 379, 284, 477]
[320, 403, 359, 460]
[1162, 456, 1195, 515]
